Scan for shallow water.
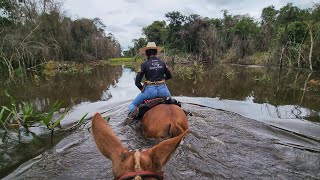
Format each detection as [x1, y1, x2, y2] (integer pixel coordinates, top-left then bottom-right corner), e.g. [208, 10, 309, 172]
[1, 64, 320, 179]
[6, 102, 320, 179]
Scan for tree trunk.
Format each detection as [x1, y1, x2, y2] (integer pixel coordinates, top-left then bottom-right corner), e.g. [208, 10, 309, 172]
[308, 27, 313, 71]
[279, 46, 285, 70]
[297, 46, 301, 68]
[300, 72, 312, 104]
[287, 50, 292, 67]
[293, 71, 300, 98]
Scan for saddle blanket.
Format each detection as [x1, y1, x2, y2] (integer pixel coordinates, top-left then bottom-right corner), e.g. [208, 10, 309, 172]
[136, 97, 181, 119]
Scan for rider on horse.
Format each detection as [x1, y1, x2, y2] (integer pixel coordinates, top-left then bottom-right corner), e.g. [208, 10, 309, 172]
[127, 42, 172, 120]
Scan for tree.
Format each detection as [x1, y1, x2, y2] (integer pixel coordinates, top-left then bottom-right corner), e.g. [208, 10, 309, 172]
[165, 11, 186, 50]
[0, 0, 15, 26]
[182, 14, 207, 53]
[229, 15, 259, 60]
[260, 5, 277, 51]
[0, 0, 122, 79]
[132, 4, 320, 70]
[143, 20, 167, 46]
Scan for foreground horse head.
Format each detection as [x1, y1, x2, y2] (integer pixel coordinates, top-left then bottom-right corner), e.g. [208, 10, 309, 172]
[92, 113, 188, 180]
[142, 104, 189, 138]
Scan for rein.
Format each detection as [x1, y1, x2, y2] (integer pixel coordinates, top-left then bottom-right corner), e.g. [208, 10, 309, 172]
[117, 170, 164, 180]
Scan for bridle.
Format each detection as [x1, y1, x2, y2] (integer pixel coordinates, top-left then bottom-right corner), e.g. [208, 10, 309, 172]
[117, 170, 164, 180]
[116, 150, 165, 180]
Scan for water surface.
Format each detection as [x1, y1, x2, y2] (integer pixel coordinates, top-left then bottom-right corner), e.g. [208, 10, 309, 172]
[1, 64, 320, 178]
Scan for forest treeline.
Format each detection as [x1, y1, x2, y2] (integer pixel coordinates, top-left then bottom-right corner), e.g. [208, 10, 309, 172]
[0, 0, 121, 79]
[124, 3, 320, 70]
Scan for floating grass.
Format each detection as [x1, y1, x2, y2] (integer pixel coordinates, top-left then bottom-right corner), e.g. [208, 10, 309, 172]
[107, 57, 143, 69]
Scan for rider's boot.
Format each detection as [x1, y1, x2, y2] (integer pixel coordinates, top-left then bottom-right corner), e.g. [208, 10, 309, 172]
[123, 107, 139, 125]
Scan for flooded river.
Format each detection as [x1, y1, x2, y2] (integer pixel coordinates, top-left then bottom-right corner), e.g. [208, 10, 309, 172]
[1, 64, 320, 179]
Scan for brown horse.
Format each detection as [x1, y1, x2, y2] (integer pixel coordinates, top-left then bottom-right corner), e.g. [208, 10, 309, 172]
[92, 113, 188, 180]
[140, 104, 188, 138]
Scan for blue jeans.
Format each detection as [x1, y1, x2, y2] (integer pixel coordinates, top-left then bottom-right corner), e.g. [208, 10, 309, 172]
[128, 84, 171, 112]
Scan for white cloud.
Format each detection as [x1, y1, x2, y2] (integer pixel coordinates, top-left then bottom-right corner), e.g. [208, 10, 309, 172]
[64, 0, 316, 50]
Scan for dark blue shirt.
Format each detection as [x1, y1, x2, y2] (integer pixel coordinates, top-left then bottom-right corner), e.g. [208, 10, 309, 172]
[135, 57, 172, 90]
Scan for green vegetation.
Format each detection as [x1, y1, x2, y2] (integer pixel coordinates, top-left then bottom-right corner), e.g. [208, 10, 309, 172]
[174, 61, 205, 84]
[224, 69, 237, 81]
[106, 57, 144, 70]
[124, 3, 320, 70]
[43, 60, 96, 77]
[0, 0, 121, 80]
[0, 91, 87, 136]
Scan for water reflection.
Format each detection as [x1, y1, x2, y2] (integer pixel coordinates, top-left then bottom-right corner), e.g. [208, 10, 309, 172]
[168, 65, 320, 122]
[101, 68, 140, 102]
[60, 68, 140, 128]
[0, 64, 319, 126]
[0, 65, 122, 111]
[54, 64, 320, 139]
[1, 64, 320, 179]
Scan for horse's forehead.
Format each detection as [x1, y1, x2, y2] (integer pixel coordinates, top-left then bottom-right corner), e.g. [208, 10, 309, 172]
[116, 150, 153, 175]
[134, 151, 142, 171]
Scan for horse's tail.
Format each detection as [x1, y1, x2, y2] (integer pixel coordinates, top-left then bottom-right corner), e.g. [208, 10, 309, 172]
[168, 121, 184, 137]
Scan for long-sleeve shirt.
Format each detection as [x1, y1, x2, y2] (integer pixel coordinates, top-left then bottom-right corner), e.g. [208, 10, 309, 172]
[135, 57, 172, 90]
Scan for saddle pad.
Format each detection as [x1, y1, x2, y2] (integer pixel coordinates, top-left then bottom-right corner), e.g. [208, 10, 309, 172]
[136, 97, 181, 119]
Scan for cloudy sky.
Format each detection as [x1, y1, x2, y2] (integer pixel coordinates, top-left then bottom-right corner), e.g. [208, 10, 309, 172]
[64, 0, 316, 50]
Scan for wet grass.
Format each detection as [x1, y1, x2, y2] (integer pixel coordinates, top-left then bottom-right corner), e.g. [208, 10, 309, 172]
[106, 57, 143, 70]
[43, 61, 95, 77]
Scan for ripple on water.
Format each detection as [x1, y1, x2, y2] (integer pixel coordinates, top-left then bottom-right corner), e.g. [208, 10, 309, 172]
[6, 101, 320, 179]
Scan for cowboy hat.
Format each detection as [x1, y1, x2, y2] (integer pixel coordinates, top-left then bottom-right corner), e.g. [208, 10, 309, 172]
[139, 42, 162, 55]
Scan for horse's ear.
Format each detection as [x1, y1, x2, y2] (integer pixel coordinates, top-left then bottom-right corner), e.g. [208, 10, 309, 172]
[148, 130, 188, 169]
[92, 113, 128, 162]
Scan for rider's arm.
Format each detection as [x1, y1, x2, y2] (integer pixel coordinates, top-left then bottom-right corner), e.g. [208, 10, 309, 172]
[164, 65, 172, 80]
[135, 63, 145, 90]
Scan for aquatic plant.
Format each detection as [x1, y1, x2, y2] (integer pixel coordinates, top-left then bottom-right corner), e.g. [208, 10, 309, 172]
[39, 100, 67, 130]
[82, 64, 93, 74]
[21, 102, 36, 125]
[253, 74, 271, 83]
[224, 69, 236, 80]
[0, 91, 69, 134]
[43, 61, 97, 77]
[174, 61, 205, 84]
[107, 57, 143, 69]
[0, 106, 11, 132]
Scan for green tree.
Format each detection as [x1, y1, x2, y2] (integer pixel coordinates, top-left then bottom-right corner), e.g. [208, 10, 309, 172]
[125, 38, 147, 56]
[230, 15, 259, 59]
[0, 0, 15, 26]
[260, 5, 278, 51]
[0, 0, 122, 80]
[143, 20, 167, 46]
[182, 14, 207, 53]
[165, 11, 186, 51]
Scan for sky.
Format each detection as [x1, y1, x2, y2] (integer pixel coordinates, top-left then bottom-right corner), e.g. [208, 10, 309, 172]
[64, 0, 317, 50]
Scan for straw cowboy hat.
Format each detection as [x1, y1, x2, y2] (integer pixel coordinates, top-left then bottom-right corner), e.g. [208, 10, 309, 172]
[139, 42, 163, 55]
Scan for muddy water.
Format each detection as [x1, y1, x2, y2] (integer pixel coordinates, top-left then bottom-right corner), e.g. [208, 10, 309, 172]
[1, 64, 320, 179]
[6, 102, 320, 179]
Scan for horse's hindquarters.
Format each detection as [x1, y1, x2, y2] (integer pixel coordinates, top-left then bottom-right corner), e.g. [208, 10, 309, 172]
[142, 104, 188, 138]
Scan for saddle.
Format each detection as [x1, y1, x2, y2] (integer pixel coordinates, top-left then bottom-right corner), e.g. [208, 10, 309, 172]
[135, 97, 181, 119]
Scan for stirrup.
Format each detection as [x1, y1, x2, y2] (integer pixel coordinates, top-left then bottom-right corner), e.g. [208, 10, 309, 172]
[123, 116, 134, 125]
